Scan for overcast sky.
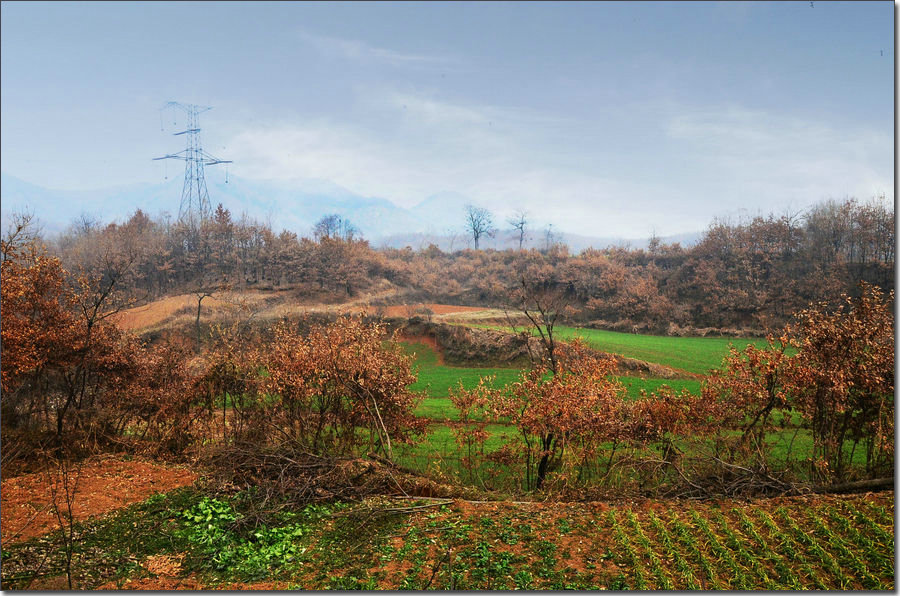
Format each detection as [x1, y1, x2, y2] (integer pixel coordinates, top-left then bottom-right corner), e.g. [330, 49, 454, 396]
[1, 1, 894, 238]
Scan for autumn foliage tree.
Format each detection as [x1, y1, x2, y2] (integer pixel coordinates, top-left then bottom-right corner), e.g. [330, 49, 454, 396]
[255, 316, 426, 459]
[704, 282, 894, 483]
[505, 342, 623, 490]
[702, 335, 797, 468]
[1, 220, 190, 459]
[1, 234, 80, 435]
[3, 220, 427, 469]
[453, 341, 625, 490]
[787, 282, 894, 481]
[120, 336, 205, 453]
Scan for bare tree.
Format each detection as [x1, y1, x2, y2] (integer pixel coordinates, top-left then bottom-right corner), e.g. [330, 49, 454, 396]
[446, 228, 462, 252]
[506, 276, 570, 375]
[503, 275, 573, 489]
[507, 210, 528, 250]
[648, 228, 661, 255]
[73, 212, 100, 237]
[2, 210, 41, 261]
[542, 224, 557, 253]
[193, 279, 232, 353]
[313, 214, 359, 242]
[43, 450, 84, 589]
[464, 205, 495, 250]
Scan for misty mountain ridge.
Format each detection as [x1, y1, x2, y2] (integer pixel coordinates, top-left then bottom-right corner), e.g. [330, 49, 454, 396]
[0, 172, 700, 251]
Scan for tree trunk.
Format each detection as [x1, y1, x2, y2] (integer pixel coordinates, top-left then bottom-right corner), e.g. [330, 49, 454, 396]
[535, 433, 554, 490]
[195, 296, 204, 353]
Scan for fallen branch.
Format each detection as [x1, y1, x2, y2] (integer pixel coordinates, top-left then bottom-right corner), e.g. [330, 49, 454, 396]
[335, 499, 454, 518]
[815, 477, 894, 495]
[423, 547, 452, 590]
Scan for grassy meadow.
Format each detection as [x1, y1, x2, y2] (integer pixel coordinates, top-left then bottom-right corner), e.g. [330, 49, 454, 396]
[400, 341, 703, 422]
[397, 335, 713, 482]
[394, 330, 839, 485]
[466, 323, 770, 375]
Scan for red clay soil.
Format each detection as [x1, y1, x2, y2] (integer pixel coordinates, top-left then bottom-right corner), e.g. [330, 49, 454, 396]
[397, 333, 446, 364]
[1, 454, 197, 545]
[371, 304, 488, 318]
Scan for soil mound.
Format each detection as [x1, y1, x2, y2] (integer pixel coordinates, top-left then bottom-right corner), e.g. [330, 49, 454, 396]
[399, 318, 533, 368]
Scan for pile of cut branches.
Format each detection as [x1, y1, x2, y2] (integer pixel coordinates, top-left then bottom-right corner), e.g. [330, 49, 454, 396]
[205, 443, 486, 511]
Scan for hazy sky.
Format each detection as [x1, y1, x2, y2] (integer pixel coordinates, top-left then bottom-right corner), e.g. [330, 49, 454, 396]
[1, 1, 894, 238]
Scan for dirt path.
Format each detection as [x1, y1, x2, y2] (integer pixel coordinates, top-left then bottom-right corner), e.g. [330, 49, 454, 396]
[1, 455, 198, 545]
[110, 290, 280, 331]
[373, 303, 488, 318]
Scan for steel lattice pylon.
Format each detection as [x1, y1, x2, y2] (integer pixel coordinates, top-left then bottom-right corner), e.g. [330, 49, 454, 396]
[153, 102, 232, 229]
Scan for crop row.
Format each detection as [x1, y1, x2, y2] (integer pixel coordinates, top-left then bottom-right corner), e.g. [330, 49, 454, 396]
[605, 501, 894, 590]
[2, 489, 890, 590]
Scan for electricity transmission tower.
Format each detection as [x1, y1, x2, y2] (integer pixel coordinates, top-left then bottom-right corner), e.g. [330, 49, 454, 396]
[153, 102, 232, 229]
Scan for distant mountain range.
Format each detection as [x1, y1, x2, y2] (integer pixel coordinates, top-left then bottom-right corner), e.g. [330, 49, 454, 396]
[0, 172, 700, 252]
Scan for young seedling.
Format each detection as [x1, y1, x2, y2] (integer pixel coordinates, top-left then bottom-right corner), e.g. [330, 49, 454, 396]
[854, 501, 894, 527]
[711, 510, 779, 590]
[809, 511, 882, 590]
[669, 510, 721, 589]
[753, 508, 828, 590]
[647, 510, 701, 590]
[733, 508, 802, 589]
[625, 510, 673, 589]
[607, 510, 647, 590]
[825, 506, 894, 578]
[689, 509, 753, 590]
[843, 502, 894, 546]
[776, 506, 852, 589]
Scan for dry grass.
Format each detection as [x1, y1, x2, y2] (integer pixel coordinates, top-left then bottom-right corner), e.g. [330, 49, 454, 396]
[111, 291, 275, 332]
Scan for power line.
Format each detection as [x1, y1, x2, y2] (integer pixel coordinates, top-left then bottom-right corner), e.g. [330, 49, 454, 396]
[153, 101, 232, 229]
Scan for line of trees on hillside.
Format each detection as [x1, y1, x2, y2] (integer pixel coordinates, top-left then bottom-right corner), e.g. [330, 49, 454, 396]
[20, 195, 895, 333]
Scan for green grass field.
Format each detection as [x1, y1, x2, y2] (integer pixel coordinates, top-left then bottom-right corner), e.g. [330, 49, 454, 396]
[549, 325, 769, 374]
[413, 377, 702, 422]
[399, 340, 520, 396]
[395, 337, 834, 485]
[468, 323, 769, 375]
[616, 376, 703, 399]
[400, 341, 703, 422]
[397, 339, 710, 482]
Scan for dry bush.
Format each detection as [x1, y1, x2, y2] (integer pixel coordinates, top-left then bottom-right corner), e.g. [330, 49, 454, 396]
[452, 340, 627, 491]
[255, 315, 426, 459]
[700, 282, 894, 486]
[194, 316, 430, 504]
[787, 282, 894, 481]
